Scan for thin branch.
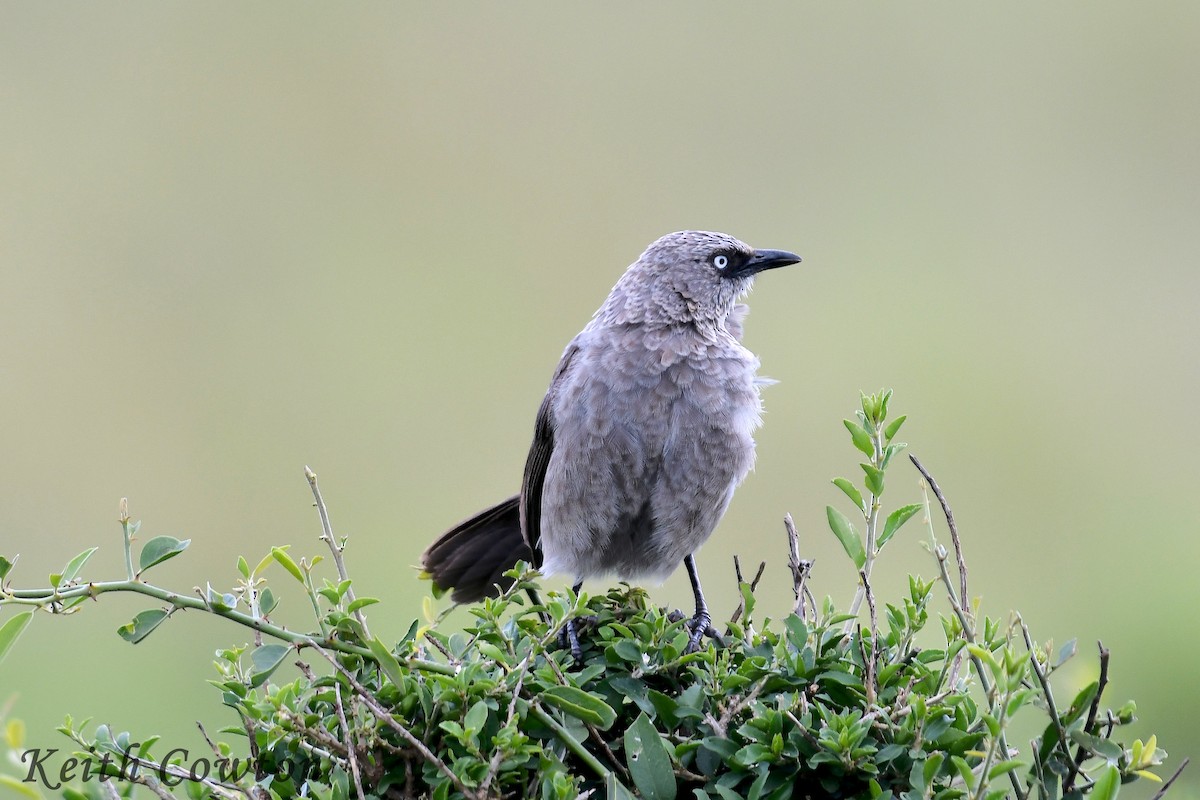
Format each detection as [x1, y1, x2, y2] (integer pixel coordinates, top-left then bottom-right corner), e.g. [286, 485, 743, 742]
[310, 643, 481, 800]
[1064, 641, 1110, 791]
[305, 466, 370, 639]
[784, 514, 815, 620]
[129, 776, 178, 800]
[196, 721, 220, 757]
[728, 556, 766, 625]
[912, 455, 1022, 798]
[909, 455, 967, 607]
[273, 707, 347, 761]
[530, 705, 611, 780]
[1019, 619, 1072, 767]
[333, 683, 368, 800]
[545, 655, 627, 779]
[859, 567, 878, 705]
[118, 498, 135, 582]
[1149, 757, 1190, 800]
[3, 579, 455, 677]
[99, 778, 124, 800]
[62, 726, 239, 800]
[480, 655, 533, 796]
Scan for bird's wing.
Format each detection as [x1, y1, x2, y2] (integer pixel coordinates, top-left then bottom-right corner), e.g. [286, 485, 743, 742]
[519, 343, 579, 563]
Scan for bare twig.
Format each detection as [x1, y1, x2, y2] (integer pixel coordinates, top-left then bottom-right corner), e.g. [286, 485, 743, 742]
[1064, 642, 1110, 791]
[8, 577, 460, 675]
[128, 777, 177, 800]
[909, 455, 967, 608]
[728, 556, 766, 625]
[310, 642, 481, 800]
[238, 712, 262, 778]
[196, 721, 221, 757]
[1149, 757, 1191, 800]
[859, 567, 878, 705]
[422, 631, 456, 661]
[785, 710, 823, 749]
[1019, 619, 1072, 767]
[713, 678, 767, 735]
[98, 778, 123, 800]
[305, 466, 371, 639]
[480, 655, 533, 796]
[784, 514, 815, 620]
[912, 455, 1023, 798]
[333, 683, 368, 800]
[273, 707, 347, 760]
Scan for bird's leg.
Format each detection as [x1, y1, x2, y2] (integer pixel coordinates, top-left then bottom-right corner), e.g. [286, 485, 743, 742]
[683, 554, 712, 653]
[556, 580, 586, 660]
[525, 587, 552, 625]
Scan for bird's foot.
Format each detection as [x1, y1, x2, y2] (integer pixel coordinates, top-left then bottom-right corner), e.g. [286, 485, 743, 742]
[556, 615, 597, 662]
[668, 609, 724, 653]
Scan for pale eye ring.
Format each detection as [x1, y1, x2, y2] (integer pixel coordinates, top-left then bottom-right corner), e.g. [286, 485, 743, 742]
[713, 254, 729, 270]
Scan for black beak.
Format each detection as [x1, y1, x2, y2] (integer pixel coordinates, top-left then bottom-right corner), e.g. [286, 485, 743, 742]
[740, 248, 802, 277]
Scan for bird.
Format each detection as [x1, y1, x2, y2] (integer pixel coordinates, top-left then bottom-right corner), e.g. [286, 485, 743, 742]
[420, 231, 801, 656]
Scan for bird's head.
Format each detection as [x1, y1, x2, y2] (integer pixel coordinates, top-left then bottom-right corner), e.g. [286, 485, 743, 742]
[599, 231, 801, 329]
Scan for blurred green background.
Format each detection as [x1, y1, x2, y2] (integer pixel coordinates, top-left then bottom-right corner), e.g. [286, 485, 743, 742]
[2, 4, 1197, 797]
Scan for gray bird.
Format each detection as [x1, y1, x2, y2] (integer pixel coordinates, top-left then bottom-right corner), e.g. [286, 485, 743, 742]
[421, 231, 801, 655]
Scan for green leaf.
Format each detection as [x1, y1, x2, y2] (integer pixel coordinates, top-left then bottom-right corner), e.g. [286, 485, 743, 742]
[624, 712, 677, 800]
[613, 639, 643, 663]
[878, 504, 923, 549]
[950, 755, 975, 791]
[826, 506, 866, 569]
[987, 759, 1026, 780]
[347, 597, 379, 613]
[252, 552, 275, 578]
[368, 636, 406, 689]
[248, 644, 290, 687]
[464, 699, 489, 734]
[861, 463, 885, 497]
[206, 584, 237, 611]
[259, 588, 278, 616]
[0, 556, 12, 582]
[0, 612, 33, 664]
[922, 752, 945, 787]
[844, 420, 875, 457]
[541, 686, 617, 730]
[236, 556, 251, 579]
[1062, 681, 1100, 726]
[1053, 638, 1077, 668]
[816, 670, 865, 689]
[832, 478, 865, 513]
[1069, 729, 1124, 762]
[116, 609, 168, 644]
[1090, 764, 1121, 800]
[60, 547, 99, 585]
[883, 414, 906, 441]
[138, 536, 191, 574]
[271, 547, 305, 583]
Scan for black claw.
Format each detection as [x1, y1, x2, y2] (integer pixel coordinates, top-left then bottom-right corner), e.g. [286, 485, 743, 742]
[556, 615, 597, 662]
[668, 608, 723, 652]
[686, 609, 712, 653]
[566, 618, 584, 661]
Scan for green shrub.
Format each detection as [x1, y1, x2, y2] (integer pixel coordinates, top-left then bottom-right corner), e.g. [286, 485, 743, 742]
[0, 391, 1182, 799]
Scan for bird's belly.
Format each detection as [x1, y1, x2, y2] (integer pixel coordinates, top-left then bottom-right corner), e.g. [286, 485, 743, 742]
[539, 355, 760, 581]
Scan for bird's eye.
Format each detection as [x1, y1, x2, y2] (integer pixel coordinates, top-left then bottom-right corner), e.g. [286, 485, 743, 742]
[713, 255, 729, 270]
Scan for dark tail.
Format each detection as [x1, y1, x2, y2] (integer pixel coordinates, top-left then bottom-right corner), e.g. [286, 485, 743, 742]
[420, 495, 535, 603]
